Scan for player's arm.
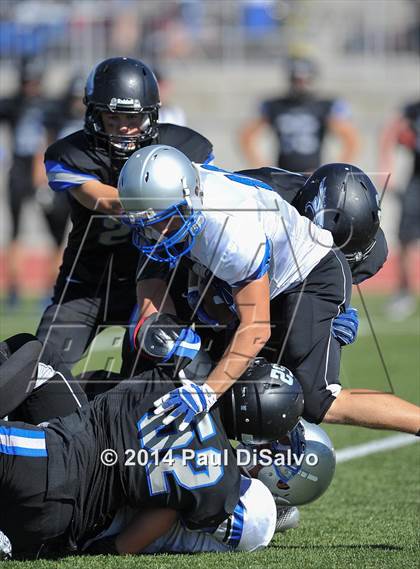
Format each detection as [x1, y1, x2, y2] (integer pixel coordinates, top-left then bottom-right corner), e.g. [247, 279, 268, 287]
[85, 508, 178, 555]
[239, 117, 270, 168]
[379, 114, 413, 182]
[69, 180, 123, 215]
[136, 277, 176, 320]
[153, 274, 271, 431]
[326, 99, 360, 163]
[115, 508, 178, 554]
[205, 273, 271, 397]
[45, 152, 123, 214]
[135, 252, 176, 320]
[327, 115, 360, 163]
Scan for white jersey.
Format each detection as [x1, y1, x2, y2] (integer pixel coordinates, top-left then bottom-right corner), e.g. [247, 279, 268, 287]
[189, 165, 333, 298]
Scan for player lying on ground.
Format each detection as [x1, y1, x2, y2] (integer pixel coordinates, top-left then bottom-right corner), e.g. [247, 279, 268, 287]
[118, 146, 420, 436]
[0, 327, 303, 559]
[85, 417, 336, 555]
[0, 335, 331, 558]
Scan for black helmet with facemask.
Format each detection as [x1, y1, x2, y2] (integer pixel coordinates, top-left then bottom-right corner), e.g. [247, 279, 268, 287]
[84, 57, 160, 162]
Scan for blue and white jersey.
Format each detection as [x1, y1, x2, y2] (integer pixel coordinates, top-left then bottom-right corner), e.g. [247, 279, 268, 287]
[189, 165, 333, 299]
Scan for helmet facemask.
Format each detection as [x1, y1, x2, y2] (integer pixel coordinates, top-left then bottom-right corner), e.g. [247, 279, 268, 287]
[123, 194, 205, 267]
[85, 104, 159, 161]
[239, 422, 306, 487]
[242, 420, 336, 507]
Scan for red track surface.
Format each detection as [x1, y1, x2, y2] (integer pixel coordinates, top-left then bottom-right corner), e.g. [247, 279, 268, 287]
[0, 248, 419, 295]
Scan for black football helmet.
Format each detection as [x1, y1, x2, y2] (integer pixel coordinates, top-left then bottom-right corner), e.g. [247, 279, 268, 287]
[294, 163, 381, 265]
[84, 57, 160, 160]
[219, 359, 304, 444]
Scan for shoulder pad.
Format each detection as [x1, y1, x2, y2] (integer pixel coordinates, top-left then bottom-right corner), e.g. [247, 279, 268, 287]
[236, 167, 307, 205]
[158, 123, 213, 163]
[45, 130, 111, 182]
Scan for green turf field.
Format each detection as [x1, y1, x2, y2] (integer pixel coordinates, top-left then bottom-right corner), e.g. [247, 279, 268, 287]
[1, 294, 419, 568]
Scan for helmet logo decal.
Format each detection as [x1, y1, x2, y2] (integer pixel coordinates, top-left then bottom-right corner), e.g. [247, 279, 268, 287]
[304, 176, 327, 227]
[109, 97, 141, 111]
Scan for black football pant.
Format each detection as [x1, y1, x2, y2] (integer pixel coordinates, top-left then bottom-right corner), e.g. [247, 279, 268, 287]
[0, 333, 87, 424]
[262, 249, 352, 424]
[36, 278, 137, 368]
[0, 419, 73, 558]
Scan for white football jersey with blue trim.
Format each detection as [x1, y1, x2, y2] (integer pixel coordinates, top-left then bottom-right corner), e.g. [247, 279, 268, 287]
[190, 165, 333, 298]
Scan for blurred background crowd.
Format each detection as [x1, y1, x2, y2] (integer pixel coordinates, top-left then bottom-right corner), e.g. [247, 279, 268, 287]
[0, 0, 419, 321]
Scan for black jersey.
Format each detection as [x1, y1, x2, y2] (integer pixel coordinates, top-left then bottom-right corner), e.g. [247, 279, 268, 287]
[44, 124, 213, 284]
[403, 100, 420, 175]
[44, 371, 239, 548]
[261, 94, 344, 173]
[0, 95, 48, 160]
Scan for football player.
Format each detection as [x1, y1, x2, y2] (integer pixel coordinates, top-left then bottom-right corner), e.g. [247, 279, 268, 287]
[84, 415, 336, 555]
[0, 325, 305, 559]
[236, 163, 388, 287]
[380, 99, 420, 319]
[118, 145, 420, 436]
[239, 56, 360, 172]
[121, 161, 386, 380]
[36, 57, 214, 367]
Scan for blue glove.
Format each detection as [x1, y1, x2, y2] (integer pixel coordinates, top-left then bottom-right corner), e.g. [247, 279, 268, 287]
[332, 307, 359, 346]
[153, 379, 217, 432]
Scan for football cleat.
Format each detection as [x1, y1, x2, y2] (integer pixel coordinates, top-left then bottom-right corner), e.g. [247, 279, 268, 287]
[0, 530, 12, 560]
[275, 506, 300, 533]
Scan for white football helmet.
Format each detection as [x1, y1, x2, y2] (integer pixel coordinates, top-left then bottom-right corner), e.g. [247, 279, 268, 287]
[212, 475, 276, 551]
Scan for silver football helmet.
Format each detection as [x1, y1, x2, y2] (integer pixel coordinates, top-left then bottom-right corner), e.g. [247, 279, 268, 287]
[239, 419, 336, 506]
[118, 145, 204, 265]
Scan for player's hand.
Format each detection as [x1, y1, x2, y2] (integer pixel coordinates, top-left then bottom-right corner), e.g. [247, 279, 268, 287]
[153, 379, 217, 432]
[332, 307, 359, 346]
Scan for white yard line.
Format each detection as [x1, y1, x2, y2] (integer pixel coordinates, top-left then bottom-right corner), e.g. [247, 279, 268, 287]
[336, 433, 419, 463]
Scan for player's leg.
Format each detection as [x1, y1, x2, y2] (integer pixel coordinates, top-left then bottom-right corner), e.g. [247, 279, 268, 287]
[36, 276, 102, 367]
[0, 336, 44, 418]
[323, 388, 420, 434]
[387, 175, 420, 319]
[0, 333, 87, 423]
[110, 283, 144, 378]
[266, 250, 351, 424]
[41, 192, 70, 295]
[268, 250, 420, 434]
[5, 161, 31, 307]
